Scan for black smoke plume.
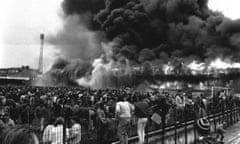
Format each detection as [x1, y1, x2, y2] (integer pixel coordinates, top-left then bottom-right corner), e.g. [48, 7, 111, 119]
[45, 0, 240, 87]
[61, 0, 240, 62]
[41, 58, 93, 86]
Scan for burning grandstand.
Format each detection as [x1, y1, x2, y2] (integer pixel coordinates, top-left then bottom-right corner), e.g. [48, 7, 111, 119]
[38, 0, 240, 90]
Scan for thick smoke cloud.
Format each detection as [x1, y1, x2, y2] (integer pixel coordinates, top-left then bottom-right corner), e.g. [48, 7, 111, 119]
[48, 15, 103, 60]
[61, 0, 240, 63]
[40, 58, 93, 86]
[45, 0, 240, 87]
[61, 0, 105, 29]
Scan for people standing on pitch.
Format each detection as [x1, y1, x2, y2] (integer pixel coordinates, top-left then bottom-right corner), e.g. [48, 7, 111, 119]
[96, 102, 108, 144]
[115, 92, 134, 144]
[135, 98, 151, 144]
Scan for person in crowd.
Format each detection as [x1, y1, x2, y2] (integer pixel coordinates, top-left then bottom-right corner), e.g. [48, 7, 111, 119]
[196, 95, 206, 118]
[42, 118, 55, 144]
[105, 112, 116, 144]
[175, 93, 185, 121]
[152, 93, 171, 127]
[53, 98, 65, 118]
[134, 98, 150, 144]
[115, 92, 134, 144]
[0, 85, 238, 144]
[73, 105, 95, 131]
[0, 96, 7, 107]
[69, 116, 81, 144]
[184, 93, 195, 120]
[1, 111, 15, 127]
[0, 110, 5, 126]
[96, 102, 108, 144]
[47, 117, 69, 144]
[33, 100, 47, 132]
[0, 126, 39, 144]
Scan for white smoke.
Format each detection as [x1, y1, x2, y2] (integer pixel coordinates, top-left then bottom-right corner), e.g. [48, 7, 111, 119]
[76, 42, 115, 89]
[76, 41, 135, 89]
[77, 57, 114, 89]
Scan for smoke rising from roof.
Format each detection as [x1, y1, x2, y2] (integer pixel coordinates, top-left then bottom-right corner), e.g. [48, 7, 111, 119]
[61, 0, 240, 62]
[44, 0, 240, 87]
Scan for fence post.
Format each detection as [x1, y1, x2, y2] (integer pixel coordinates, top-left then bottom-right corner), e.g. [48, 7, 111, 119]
[234, 105, 236, 123]
[236, 105, 238, 122]
[174, 107, 177, 144]
[227, 103, 229, 126]
[162, 115, 165, 144]
[27, 105, 30, 124]
[184, 107, 187, 144]
[193, 105, 197, 144]
[63, 105, 66, 144]
[239, 104, 240, 120]
[213, 108, 217, 132]
[63, 121, 66, 144]
[146, 118, 149, 144]
[230, 104, 233, 125]
[237, 106, 239, 121]
[238, 106, 240, 121]
[233, 103, 236, 123]
[222, 102, 225, 126]
[227, 102, 230, 126]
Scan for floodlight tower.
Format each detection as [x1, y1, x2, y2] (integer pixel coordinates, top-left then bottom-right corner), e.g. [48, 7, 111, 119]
[38, 34, 44, 74]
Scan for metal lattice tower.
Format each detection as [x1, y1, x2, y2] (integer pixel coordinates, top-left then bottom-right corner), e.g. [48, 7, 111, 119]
[38, 34, 44, 74]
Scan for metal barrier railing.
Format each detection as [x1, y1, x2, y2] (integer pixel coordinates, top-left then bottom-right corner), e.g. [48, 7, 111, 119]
[112, 101, 240, 144]
[34, 100, 240, 144]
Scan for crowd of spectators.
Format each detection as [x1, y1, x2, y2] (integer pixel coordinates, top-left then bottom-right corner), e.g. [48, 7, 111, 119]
[0, 85, 237, 144]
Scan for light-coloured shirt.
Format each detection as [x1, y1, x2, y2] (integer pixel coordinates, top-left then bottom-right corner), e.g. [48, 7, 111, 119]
[48, 125, 69, 144]
[69, 123, 81, 144]
[176, 96, 185, 109]
[115, 101, 134, 118]
[42, 124, 54, 143]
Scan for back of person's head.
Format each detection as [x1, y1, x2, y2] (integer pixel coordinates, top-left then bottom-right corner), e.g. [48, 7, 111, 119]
[143, 98, 150, 104]
[54, 117, 64, 126]
[96, 102, 104, 109]
[0, 126, 39, 144]
[121, 92, 128, 101]
[0, 96, 6, 105]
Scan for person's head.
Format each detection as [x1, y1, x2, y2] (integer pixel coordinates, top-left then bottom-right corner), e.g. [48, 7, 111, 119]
[143, 98, 150, 104]
[0, 126, 39, 144]
[19, 95, 26, 104]
[0, 96, 6, 105]
[97, 102, 105, 109]
[54, 117, 64, 126]
[121, 92, 128, 101]
[2, 112, 10, 122]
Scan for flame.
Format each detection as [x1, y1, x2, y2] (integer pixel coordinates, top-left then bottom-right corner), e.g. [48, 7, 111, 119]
[186, 58, 240, 75]
[187, 61, 205, 75]
[208, 58, 240, 69]
[158, 81, 182, 89]
[162, 62, 174, 75]
[209, 58, 232, 69]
